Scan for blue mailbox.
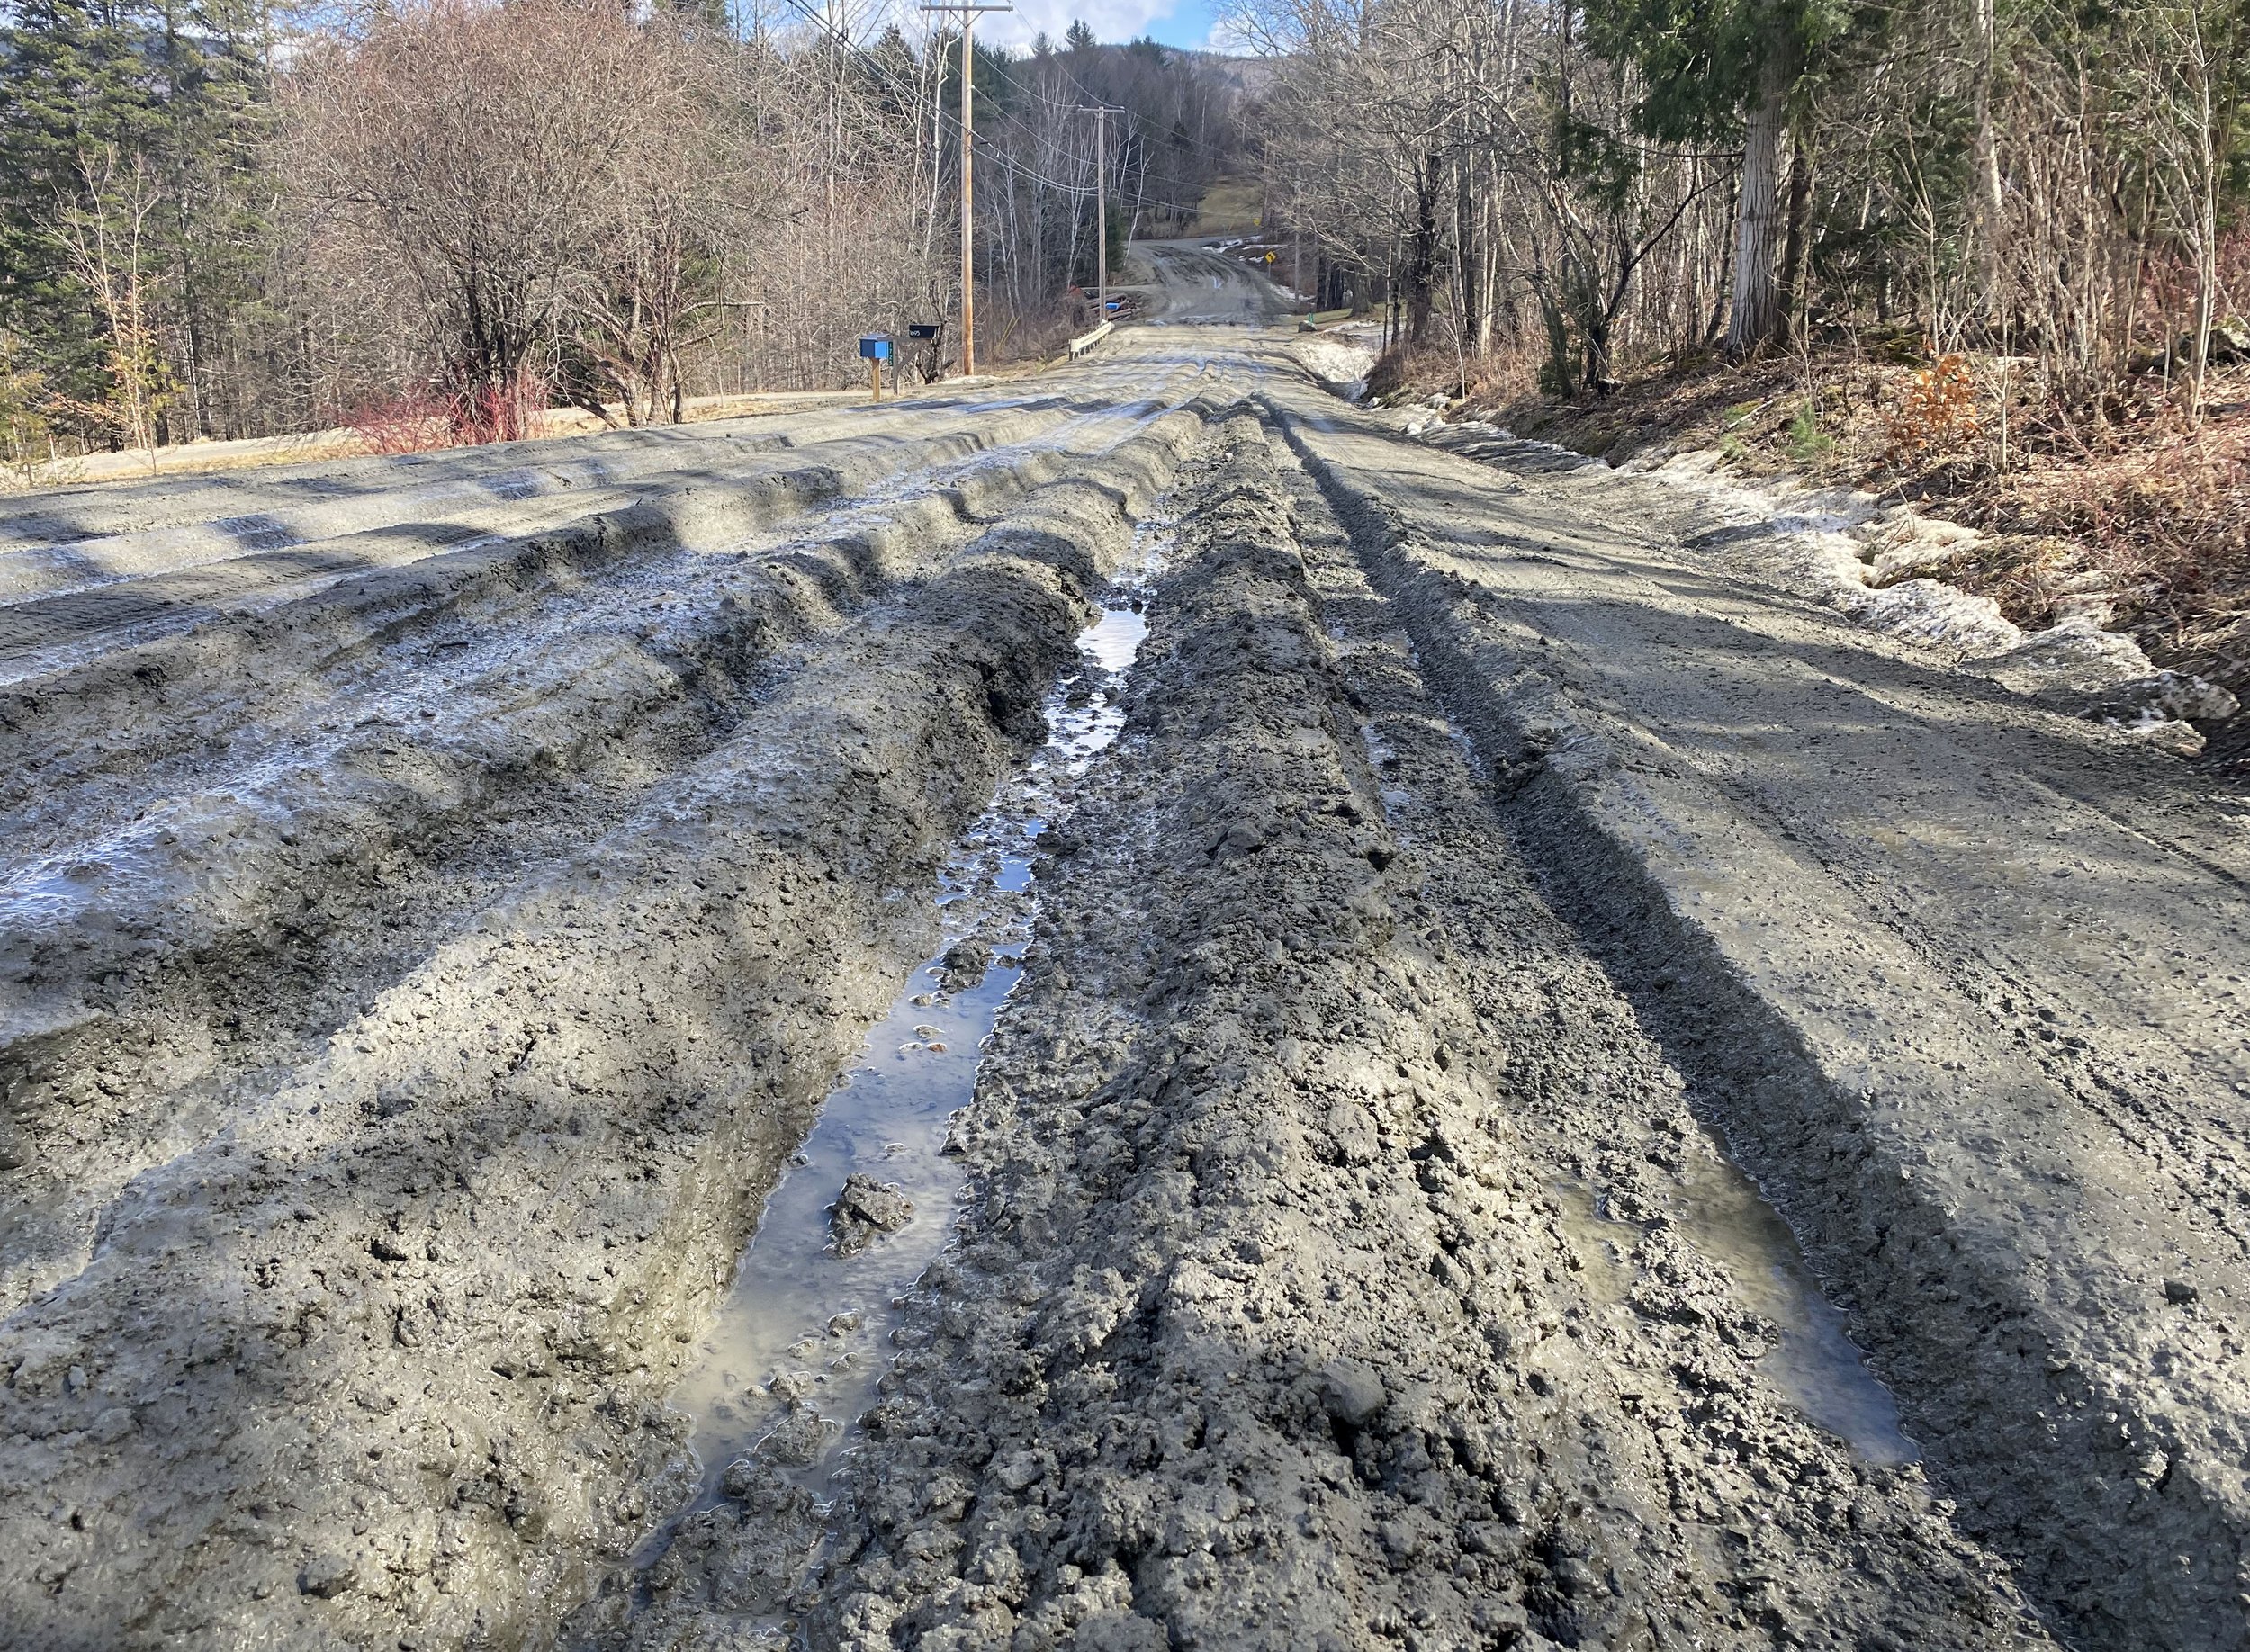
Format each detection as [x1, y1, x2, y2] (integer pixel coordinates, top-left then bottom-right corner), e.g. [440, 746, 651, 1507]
[859, 335, 894, 361]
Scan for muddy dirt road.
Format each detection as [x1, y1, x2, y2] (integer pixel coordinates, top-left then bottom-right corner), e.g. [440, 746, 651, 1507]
[1, 254, 2246, 1652]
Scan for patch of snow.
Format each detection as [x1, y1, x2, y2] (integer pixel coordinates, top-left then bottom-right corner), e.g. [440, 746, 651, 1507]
[1289, 334, 1379, 405]
[1656, 454, 2242, 749]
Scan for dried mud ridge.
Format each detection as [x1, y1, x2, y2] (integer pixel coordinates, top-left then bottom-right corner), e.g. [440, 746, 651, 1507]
[3, 328, 2248, 1652]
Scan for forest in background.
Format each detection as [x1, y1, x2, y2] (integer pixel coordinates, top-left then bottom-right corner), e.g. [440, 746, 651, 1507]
[1234, 0, 2250, 687]
[1241, 0, 2248, 411]
[0, 0, 1243, 462]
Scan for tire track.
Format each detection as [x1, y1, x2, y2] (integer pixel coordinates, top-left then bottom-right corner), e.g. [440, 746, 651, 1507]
[0, 391, 1210, 1308]
[1264, 364, 2250, 1651]
[0, 387, 1213, 1651]
[796, 412, 2051, 1652]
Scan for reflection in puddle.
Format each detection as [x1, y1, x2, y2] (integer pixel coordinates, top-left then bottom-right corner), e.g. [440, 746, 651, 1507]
[1565, 1161, 1917, 1467]
[658, 961, 1014, 1515]
[1670, 1154, 1919, 1466]
[1080, 602, 1146, 672]
[647, 517, 1171, 1551]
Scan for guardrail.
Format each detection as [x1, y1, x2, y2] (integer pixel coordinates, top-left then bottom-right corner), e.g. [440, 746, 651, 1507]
[1298, 308, 1355, 331]
[1066, 319, 1115, 359]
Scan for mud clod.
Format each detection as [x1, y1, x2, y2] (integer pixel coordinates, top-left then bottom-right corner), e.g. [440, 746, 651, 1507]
[1318, 1359, 1389, 1428]
[828, 1173, 914, 1256]
[938, 937, 993, 992]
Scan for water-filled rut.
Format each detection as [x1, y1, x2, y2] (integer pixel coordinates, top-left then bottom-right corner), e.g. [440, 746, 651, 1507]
[0, 380, 1213, 1652]
[664, 584, 1156, 1509]
[566, 533, 1171, 1646]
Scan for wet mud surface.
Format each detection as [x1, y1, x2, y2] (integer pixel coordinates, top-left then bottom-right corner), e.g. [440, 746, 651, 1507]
[1, 292, 2246, 1651]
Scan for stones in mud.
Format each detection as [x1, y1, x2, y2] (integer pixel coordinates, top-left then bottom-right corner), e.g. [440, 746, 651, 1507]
[827, 1172, 913, 1256]
[1318, 1358, 1389, 1429]
[938, 938, 992, 992]
[297, 1550, 357, 1599]
[751, 1403, 834, 1468]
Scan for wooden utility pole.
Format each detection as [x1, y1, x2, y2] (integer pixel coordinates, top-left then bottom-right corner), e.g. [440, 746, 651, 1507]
[922, 2, 1012, 378]
[1094, 105, 1107, 319]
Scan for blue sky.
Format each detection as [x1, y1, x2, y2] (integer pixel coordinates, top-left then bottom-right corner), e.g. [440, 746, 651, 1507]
[1132, 0, 1230, 50]
[974, 0, 1245, 54]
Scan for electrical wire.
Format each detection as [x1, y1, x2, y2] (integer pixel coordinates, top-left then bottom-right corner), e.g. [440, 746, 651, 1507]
[761, 0, 1225, 211]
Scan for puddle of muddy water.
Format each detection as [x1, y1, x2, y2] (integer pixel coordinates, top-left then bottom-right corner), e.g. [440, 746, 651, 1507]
[643, 516, 1173, 1556]
[1668, 1154, 1920, 1467]
[1566, 1161, 1918, 1468]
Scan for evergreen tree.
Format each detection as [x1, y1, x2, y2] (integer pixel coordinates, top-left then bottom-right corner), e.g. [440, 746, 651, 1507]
[1580, 0, 1854, 355]
[0, 0, 160, 414]
[0, 0, 277, 442]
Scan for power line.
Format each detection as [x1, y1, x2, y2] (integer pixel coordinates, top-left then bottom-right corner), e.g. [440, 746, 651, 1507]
[762, 0, 1114, 198]
[922, 0, 1011, 376]
[760, 0, 1221, 213]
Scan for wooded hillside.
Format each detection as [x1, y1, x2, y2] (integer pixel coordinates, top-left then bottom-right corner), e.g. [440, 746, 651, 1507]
[0, 0, 1242, 461]
[1233, 0, 2250, 718]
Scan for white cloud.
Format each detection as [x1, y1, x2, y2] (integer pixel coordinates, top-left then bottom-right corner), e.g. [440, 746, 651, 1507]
[855, 0, 1180, 52]
[985, 0, 1180, 48]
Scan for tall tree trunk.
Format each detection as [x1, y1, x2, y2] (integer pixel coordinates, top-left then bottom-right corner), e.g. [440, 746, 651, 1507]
[1726, 43, 1790, 358]
[1773, 128, 1814, 348]
[1455, 153, 1475, 350]
[1966, 0, 2004, 327]
[1406, 157, 1440, 344]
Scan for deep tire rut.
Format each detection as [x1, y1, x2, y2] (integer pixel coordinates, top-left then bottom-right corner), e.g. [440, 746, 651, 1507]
[0, 381, 1209, 1650]
[781, 414, 2051, 1652]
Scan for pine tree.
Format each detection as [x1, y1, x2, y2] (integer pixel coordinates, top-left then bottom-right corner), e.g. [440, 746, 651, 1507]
[0, 0, 278, 443]
[0, 0, 160, 416]
[1580, 0, 1854, 356]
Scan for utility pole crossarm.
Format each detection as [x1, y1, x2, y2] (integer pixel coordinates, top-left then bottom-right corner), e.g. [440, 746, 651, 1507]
[922, 1, 1012, 379]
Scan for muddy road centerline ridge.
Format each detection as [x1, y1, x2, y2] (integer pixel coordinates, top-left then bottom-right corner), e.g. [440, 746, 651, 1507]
[788, 413, 2048, 1652]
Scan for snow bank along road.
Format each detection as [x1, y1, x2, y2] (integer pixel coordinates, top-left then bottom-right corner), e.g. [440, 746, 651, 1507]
[0, 277, 2246, 1652]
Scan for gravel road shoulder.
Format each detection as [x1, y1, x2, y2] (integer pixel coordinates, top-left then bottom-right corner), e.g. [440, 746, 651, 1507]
[1264, 362, 2250, 1649]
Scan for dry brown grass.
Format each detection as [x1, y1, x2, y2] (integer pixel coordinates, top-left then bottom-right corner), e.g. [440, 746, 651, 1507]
[1367, 340, 1540, 406]
[1974, 409, 2250, 673]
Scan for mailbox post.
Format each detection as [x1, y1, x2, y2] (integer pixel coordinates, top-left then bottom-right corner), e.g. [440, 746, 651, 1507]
[907, 322, 940, 386]
[858, 334, 894, 402]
